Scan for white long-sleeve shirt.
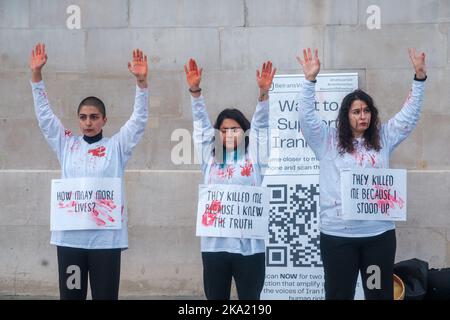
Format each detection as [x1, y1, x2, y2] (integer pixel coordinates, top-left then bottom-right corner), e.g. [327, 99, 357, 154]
[32, 80, 148, 249]
[192, 95, 269, 255]
[297, 79, 425, 237]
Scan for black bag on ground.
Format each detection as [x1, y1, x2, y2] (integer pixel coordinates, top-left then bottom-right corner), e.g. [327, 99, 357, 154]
[424, 268, 450, 300]
[394, 258, 429, 300]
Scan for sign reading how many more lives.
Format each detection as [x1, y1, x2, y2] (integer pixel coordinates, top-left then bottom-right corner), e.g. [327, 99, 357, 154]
[51, 178, 122, 231]
[196, 184, 270, 240]
[341, 168, 407, 221]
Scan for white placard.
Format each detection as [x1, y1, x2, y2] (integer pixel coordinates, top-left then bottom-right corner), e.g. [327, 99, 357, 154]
[51, 178, 122, 231]
[341, 168, 407, 221]
[196, 184, 270, 240]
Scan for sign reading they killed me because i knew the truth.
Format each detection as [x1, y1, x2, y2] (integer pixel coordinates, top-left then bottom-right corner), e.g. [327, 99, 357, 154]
[196, 184, 270, 240]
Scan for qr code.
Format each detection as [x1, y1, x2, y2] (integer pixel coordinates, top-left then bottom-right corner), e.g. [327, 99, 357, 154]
[265, 175, 322, 268]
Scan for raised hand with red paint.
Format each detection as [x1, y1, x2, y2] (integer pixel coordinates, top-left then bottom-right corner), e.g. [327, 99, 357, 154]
[184, 58, 203, 98]
[296, 48, 320, 82]
[408, 48, 426, 80]
[30, 43, 48, 83]
[256, 60, 277, 102]
[128, 49, 148, 89]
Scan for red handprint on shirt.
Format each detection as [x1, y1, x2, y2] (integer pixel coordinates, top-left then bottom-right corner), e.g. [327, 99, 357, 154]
[240, 160, 253, 177]
[88, 146, 106, 157]
[217, 166, 234, 179]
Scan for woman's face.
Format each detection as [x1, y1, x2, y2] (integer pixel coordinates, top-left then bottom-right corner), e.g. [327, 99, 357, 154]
[348, 99, 371, 138]
[219, 118, 244, 151]
[78, 105, 107, 137]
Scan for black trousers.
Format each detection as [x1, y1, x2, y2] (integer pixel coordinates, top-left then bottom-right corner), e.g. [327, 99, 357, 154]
[202, 252, 265, 300]
[320, 229, 396, 300]
[57, 246, 121, 300]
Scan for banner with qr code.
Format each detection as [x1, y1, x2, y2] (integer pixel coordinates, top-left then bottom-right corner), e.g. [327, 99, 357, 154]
[261, 74, 364, 300]
[196, 184, 270, 239]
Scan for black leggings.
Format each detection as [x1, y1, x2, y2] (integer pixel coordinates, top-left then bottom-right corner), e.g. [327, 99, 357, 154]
[57, 246, 121, 300]
[202, 252, 265, 300]
[320, 229, 396, 300]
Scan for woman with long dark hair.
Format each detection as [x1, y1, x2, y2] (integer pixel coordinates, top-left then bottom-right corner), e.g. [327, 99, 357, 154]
[296, 48, 426, 299]
[184, 58, 275, 300]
